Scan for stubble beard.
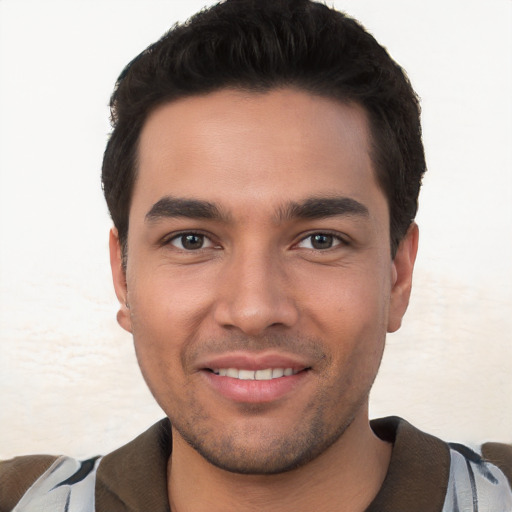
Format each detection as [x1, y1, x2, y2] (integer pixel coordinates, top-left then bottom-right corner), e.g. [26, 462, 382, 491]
[137, 331, 383, 476]
[169, 378, 369, 475]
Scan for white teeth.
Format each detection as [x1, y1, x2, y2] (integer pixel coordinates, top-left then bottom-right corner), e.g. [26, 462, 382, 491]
[255, 369, 273, 380]
[212, 367, 298, 380]
[272, 368, 284, 378]
[238, 369, 255, 380]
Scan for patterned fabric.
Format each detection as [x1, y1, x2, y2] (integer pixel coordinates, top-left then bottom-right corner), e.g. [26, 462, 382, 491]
[12, 456, 101, 512]
[442, 444, 512, 512]
[10, 442, 512, 512]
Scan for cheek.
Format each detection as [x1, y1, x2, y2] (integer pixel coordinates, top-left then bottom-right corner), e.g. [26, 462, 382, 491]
[126, 277, 198, 382]
[128, 295, 194, 416]
[303, 262, 391, 329]
[126, 262, 224, 396]
[128, 264, 215, 336]
[299, 262, 391, 374]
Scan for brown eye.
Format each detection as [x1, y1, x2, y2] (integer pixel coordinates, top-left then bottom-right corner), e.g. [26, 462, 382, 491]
[310, 234, 334, 249]
[297, 233, 344, 250]
[170, 233, 214, 250]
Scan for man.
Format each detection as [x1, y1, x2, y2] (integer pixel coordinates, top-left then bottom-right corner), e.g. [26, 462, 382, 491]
[1, 0, 511, 511]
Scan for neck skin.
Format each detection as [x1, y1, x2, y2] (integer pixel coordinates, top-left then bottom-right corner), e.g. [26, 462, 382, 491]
[167, 405, 392, 512]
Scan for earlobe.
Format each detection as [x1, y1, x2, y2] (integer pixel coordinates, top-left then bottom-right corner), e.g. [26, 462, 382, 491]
[109, 228, 133, 333]
[387, 223, 419, 333]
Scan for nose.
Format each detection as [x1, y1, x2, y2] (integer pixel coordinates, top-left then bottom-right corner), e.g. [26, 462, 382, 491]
[213, 248, 299, 336]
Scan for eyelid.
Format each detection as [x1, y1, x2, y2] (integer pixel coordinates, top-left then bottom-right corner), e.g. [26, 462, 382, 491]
[159, 229, 349, 251]
[162, 230, 220, 250]
[295, 231, 350, 250]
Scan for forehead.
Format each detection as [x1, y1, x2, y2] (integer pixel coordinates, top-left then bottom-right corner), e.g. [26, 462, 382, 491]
[133, 88, 385, 220]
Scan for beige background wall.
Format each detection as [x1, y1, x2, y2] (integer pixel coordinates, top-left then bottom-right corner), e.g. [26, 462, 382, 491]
[0, 0, 511, 458]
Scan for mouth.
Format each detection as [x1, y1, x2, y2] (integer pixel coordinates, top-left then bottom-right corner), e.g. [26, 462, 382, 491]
[207, 367, 304, 380]
[200, 361, 311, 403]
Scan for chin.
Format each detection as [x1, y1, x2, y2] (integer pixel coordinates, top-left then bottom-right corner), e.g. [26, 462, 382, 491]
[173, 409, 355, 476]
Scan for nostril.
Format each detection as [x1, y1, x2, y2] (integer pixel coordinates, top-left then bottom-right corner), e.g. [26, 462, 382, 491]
[212, 281, 300, 335]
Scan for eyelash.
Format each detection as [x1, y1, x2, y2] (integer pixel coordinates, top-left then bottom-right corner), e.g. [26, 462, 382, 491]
[163, 231, 219, 251]
[162, 231, 349, 252]
[295, 232, 349, 251]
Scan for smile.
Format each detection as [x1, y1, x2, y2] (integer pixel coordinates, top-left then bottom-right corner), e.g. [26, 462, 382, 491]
[211, 368, 300, 380]
[203, 366, 310, 403]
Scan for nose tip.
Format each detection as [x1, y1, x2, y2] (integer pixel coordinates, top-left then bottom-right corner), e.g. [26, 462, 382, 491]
[213, 263, 299, 336]
[215, 302, 299, 337]
[216, 302, 296, 337]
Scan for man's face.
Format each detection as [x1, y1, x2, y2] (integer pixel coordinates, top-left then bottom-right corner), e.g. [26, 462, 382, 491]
[111, 88, 416, 474]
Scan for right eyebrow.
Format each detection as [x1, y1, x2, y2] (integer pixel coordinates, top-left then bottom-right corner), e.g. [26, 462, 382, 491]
[275, 196, 370, 222]
[145, 196, 230, 223]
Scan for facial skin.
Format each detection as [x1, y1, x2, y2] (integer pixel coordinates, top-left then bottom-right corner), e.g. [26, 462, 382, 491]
[110, 89, 417, 483]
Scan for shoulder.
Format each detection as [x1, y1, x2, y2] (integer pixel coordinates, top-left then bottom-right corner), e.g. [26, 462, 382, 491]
[1, 455, 101, 512]
[443, 441, 512, 511]
[0, 455, 58, 512]
[481, 441, 512, 486]
[0, 420, 171, 512]
[368, 417, 512, 512]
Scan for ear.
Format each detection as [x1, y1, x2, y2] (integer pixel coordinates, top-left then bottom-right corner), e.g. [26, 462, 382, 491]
[109, 228, 132, 333]
[387, 223, 419, 333]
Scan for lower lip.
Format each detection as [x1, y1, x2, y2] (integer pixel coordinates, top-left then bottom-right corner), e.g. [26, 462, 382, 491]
[201, 370, 309, 403]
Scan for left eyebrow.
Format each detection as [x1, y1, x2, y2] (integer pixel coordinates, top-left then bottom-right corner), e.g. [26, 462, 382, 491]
[145, 196, 230, 223]
[275, 196, 369, 222]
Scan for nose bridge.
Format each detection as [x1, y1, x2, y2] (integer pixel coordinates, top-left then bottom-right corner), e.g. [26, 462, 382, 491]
[214, 241, 298, 335]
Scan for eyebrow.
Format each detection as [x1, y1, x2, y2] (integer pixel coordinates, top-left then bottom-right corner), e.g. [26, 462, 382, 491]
[145, 196, 229, 222]
[145, 195, 369, 224]
[276, 196, 369, 222]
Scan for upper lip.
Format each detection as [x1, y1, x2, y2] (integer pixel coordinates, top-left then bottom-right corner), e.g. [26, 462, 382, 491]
[195, 351, 312, 372]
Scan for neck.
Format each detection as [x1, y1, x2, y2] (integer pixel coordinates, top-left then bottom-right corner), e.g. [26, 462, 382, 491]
[167, 411, 392, 512]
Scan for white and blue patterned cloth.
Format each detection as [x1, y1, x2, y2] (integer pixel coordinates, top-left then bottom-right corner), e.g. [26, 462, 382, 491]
[12, 444, 512, 511]
[12, 456, 102, 512]
[441, 444, 512, 511]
